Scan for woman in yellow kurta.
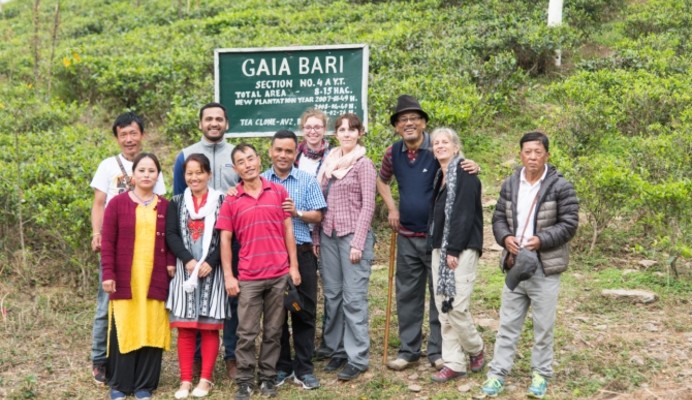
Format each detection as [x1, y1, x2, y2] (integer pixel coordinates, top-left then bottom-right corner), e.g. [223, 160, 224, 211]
[101, 153, 175, 400]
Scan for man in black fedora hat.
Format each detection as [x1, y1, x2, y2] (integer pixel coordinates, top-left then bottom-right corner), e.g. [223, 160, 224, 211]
[377, 94, 480, 371]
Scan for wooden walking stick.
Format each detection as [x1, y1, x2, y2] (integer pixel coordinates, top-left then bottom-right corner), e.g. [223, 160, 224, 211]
[383, 230, 397, 365]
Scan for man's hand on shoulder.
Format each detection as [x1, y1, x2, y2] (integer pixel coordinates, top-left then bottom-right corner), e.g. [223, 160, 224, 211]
[460, 159, 481, 175]
[226, 186, 238, 196]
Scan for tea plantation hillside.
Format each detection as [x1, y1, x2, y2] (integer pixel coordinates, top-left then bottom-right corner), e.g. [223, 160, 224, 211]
[0, 1, 690, 399]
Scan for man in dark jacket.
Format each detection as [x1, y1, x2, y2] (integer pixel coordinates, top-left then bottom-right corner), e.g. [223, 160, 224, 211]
[480, 131, 579, 399]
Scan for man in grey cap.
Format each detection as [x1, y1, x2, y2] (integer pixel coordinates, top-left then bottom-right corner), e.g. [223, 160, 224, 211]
[377, 95, 479, 371]
[479, 130, 578, 399]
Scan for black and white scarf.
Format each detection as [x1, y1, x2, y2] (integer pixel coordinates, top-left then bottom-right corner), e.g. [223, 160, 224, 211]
[436, 155, 463, 299]
[182, 188, 222, 292]
[167, 188, 228, 320]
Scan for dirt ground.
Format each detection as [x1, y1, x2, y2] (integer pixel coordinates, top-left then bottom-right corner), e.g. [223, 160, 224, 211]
[1, 219, 690, 399]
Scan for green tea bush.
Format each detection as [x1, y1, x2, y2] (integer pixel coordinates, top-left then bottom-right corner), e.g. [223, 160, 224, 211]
[623, 0, 691, 39]
[552, 147, 643, 254]
[548, 35, 690, 257]
[0, 84, 110, 283]
[547, 0, 691, 258]
[1, 0, 685, 291]
[563, 0, 625, 35]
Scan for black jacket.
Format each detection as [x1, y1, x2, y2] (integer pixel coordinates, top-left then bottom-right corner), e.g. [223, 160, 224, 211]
[428, 164, 483, 257]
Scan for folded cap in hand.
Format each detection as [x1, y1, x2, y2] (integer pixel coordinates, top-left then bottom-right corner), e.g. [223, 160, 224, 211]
[505, 248, 540, 291]
[283, 280, 303, 313]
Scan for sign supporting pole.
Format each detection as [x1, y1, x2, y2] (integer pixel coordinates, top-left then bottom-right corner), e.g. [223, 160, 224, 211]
[548, 0, 564, 67]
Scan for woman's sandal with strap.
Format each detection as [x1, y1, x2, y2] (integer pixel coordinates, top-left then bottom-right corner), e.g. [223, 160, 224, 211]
[175, 381, 192, 399]
[191, 378, 213, 398]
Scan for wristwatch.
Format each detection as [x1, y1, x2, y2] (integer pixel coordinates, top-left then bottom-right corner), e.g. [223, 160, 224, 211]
[297, 210, 304, 219]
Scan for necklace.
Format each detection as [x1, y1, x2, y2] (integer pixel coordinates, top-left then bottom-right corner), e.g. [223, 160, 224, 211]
[132, 191, 156, 206]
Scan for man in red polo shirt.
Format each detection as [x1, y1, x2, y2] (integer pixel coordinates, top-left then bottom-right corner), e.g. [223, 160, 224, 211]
[217, 143, 301, 400]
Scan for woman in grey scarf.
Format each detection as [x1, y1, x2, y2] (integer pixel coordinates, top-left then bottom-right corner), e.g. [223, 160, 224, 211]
[427, 128, 485, 383]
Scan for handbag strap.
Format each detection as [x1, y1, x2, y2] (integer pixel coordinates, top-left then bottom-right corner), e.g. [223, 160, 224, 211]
[115, 154, 134, 191]
[518, 191, 540, 245]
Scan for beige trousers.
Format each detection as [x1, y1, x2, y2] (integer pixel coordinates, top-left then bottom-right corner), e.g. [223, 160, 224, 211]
[431, 248, 484, 373]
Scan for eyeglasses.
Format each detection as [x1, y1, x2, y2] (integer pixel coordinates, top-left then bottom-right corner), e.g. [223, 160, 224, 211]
[397, 116, 422, 124]
[303, 125, 324, 132]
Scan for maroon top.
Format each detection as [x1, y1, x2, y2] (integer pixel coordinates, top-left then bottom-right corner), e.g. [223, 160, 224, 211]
[101, 192, 175, 301]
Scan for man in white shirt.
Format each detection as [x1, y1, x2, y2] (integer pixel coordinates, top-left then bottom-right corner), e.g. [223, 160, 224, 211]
[480, 131, 578, 399]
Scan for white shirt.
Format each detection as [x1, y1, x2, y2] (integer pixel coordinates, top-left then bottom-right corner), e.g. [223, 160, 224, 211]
[298, 156, 321, 178]
[515, 165, 547, 246]
[90, 154, 166, 206]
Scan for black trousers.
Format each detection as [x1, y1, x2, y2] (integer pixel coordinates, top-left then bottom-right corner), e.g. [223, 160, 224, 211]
[276, 246, 318, 377]
[107, 319, 163, 395]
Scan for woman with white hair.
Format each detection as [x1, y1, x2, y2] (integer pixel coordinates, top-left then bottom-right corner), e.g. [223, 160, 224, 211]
[427, 128, 485, 383]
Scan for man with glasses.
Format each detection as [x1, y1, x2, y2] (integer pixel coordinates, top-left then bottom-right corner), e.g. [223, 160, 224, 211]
[377, 95, 479, 372]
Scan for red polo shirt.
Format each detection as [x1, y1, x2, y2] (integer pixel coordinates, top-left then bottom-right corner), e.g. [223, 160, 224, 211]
[216, 177, 291, 281]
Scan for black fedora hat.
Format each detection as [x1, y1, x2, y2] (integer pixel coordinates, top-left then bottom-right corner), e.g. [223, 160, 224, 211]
[390, 95, 429, 126]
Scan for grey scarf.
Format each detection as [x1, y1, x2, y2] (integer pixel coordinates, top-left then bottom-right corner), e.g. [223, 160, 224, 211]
[436, 155, 463, 299]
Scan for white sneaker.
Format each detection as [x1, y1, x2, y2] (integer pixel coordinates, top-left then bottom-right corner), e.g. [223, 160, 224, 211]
[432, 358, 445, 371]
[386, 358, 415, 371]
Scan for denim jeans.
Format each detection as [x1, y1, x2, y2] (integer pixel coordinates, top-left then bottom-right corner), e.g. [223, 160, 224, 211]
[91, 260, 108, 365]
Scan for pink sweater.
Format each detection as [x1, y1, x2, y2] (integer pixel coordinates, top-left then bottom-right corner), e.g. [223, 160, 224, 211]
[101, 192, 175, 301]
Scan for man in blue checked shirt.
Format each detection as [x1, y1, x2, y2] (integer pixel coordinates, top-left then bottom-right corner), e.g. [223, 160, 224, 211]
[261, 129, 327, 390]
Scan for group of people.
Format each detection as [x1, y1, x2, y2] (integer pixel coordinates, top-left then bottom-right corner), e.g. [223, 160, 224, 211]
[89, 94, 578, 400]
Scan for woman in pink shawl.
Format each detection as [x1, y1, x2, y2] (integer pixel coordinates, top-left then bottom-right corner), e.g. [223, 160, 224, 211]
[312, 113, 376, 382]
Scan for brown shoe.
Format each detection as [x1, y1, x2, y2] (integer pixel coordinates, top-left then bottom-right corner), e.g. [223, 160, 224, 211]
[432, 366, 466, 383]
[225, 359, 237, 380]
[470, 348, 485, 373]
